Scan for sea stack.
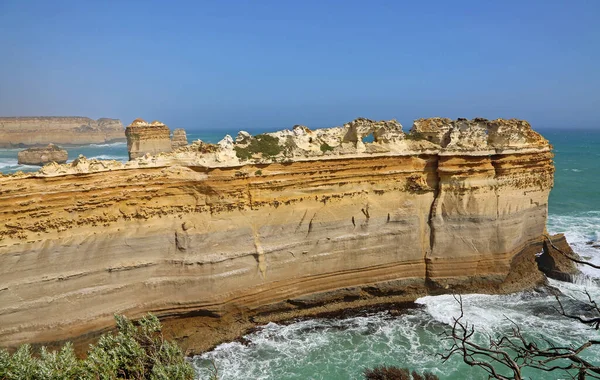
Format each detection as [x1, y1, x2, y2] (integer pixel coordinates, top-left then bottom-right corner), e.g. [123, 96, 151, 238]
[125, 118, 172, 160]
[171, 128, 188, 149]
[17, 144, 68, 165]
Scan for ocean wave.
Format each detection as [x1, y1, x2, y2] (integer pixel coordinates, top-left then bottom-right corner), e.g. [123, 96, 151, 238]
[547, 213, 600, 276]
[88, 155, 127, 161]
[548, 213, 600, 242]
[192, 312, 455, 380]
[0, 159, 39, 172]
[194, 288, 600, 380]
[88, 142, 127, 148]
[0, 159, 19, 168]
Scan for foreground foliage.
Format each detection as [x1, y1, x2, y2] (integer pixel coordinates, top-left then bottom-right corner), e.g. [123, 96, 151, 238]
[0, 314, 195, 380]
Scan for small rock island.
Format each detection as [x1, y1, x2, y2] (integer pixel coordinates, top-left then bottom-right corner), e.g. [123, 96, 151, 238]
[17, 144, 68, 165]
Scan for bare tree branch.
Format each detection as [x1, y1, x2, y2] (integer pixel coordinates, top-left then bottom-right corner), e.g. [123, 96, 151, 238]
[554, 295, 600, 330]
[544, 234, 600, 270]
[440, 294, 600, 379]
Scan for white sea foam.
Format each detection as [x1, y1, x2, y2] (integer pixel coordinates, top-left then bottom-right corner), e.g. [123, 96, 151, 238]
[192, 312, 458, 379]
[88, 155, 127, 161]
[88, 142, 127, 148]
[193, 290, 600, 380]
[0, 158, 19, 169]
[0, 158, 39, 173]
[547, 213, 600, 277]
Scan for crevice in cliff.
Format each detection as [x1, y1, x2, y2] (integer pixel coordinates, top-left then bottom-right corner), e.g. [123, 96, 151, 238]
[425, 155, 441, 284]
[306, 213, 316, 236]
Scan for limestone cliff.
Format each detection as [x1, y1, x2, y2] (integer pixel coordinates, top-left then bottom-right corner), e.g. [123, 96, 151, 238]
[0, 117, 554, 353]
[125, 119, 172, 160]
[17, 144, 68, 165]
[0, 117, 125, 147]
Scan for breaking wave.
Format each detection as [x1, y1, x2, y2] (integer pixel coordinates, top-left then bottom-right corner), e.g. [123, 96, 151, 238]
[547, 213, 600, 275]
[0, 158, 39, 173]
[87, 154, 127, 161]
[88, 142, 127, 148]
[193, 284, 600, 379]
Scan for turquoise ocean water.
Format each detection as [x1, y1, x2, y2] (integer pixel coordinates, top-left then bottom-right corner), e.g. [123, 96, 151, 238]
[0, 128, 599, 379]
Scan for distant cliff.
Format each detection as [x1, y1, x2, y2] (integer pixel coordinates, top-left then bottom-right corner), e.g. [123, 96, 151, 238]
[0, 117, 555, 354]
[0, 117, 125, 147]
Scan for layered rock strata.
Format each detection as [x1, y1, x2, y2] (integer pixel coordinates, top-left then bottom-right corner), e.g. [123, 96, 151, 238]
[0, 117, 555, 353]
[17, 144, 68, 166]
[171, 129, 188, 149]
[0, 117, 124, 147]
[125, 119, 172, 160]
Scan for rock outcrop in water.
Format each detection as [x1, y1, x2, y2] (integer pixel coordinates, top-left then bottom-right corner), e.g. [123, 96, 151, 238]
[0, 117, 555, 354]
[17, 144, 69, 166]
[125, 118, 172, 160]
[171, 129, 188, 150]
[0, 117, 124, 147]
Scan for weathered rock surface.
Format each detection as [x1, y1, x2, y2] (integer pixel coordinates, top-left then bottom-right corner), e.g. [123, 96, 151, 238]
[17, 144, 68, 166]
[0, 117, 124, 147]
[171, 129, 188, 149]
[537, 234, 581, 282]
[125, 118, 172, 160]
[0, 117, 555, 354]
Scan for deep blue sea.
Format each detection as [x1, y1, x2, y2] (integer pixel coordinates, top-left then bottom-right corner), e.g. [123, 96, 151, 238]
[0, 128, 598, 379]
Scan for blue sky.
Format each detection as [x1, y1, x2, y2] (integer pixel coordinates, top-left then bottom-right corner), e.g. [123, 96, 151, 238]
[0, 0, 598, 130]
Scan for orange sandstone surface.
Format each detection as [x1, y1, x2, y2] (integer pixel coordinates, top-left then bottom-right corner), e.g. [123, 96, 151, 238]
[0, 117, 555, 354]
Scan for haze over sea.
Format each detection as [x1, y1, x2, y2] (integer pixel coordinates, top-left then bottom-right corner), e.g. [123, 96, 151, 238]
[0, 126, 598, 379]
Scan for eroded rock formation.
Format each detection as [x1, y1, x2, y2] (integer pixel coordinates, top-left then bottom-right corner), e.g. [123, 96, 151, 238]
[171, 129, 188, 149]
[125, 119, 172, 160]
[0, 117, 555, 354]
[0, 117, 124, 147]
[17, 144, 68, 166]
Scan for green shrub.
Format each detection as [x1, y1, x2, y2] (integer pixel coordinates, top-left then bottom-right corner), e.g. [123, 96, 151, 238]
[250, 134, 282, 157]
[255, 170, 262, 176]
[234, 134, 282, 160]
[404, 131, 426, 141]
[320, 142, 334, 153]
[234, 146, 252, 160]
[0, 314, 195, 380]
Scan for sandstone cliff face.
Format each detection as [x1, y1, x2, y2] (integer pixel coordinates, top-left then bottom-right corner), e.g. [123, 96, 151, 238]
[17, 144, 68, 165]
[125, 119, 172, 160]
[0, 117, 125, 147]
[0, 118, 554, 353]
[171, 129, 188, 149]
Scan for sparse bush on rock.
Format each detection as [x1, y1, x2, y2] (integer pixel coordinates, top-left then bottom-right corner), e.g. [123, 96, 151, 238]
[234, 134, 282, 160]
[320, 142, 334, 153]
